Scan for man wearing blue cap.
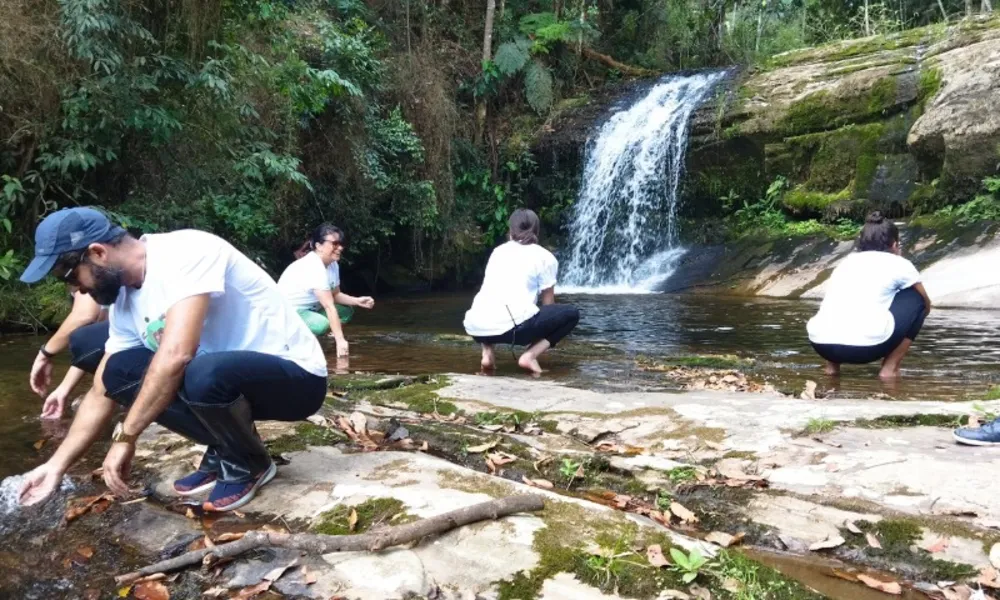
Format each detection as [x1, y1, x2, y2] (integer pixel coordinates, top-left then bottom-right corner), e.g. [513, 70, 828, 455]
[17, 207, 328, 511]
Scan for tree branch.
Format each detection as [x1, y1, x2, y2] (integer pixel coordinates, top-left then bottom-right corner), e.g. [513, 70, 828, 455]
[580, 48, 657, 77]
[115, 494, 545, 585]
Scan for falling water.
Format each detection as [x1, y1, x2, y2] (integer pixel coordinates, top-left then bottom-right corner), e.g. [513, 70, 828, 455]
[561, 71, 726, 293]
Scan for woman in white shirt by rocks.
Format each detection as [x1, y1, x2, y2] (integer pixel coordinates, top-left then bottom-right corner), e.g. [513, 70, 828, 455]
[463, 209, 580, 374]
[807, 212, 931, 379]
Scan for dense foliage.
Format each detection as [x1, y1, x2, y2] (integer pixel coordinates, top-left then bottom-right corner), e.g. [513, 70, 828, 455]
[0, 0, 994, 327]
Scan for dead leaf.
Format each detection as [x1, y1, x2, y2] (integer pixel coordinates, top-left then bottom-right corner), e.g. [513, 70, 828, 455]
[419, 441, 429, 452]
[33, 438, 47, 451]
[263, 559, 297, 583]
[65, 493, 115, 522]
[488, 452, 517, 467]
[301, 565, 318, 585]
[613, 494, 631, 509]
[856, 573, 902, 595]
[575, 464, 585, 478]
[646, 544, 670, 567]
[829, 569, 858, 583]
[348, 509, 359, 532]
[704, 440, 724, 451]
[521, 476, 554, 489]
[800, 380, 817, 400]
[214, 532, 245, 543]
[658, 592, 691, 599]
[669, 501, 699, 524]
[721, 577, 742, 593]
[927, 537, 950, 553]
[969, 415, 983, 429]
[233, 510, 246, 519]
[485, 457, 497, 474]
[688, 584, 712, 600]
[232, 581, 271, 600]
[467, 439, 499, 454]
[865, 533, 882, 549]
[809, 534, 845, 551]
[184, 507, 196, 520]
[306, 415, 330, 427]
[134, 574, 166, 584]
[349, 412, 368, 436]
[480, 424, 504, 432]
[979, 566, 1000, 589]
[705, 531, 743, 548]
[76, 545, 95, 559]
[202, 588, 228, 598]
[134, 581, 170, 600]
[845, 521, 863, 534]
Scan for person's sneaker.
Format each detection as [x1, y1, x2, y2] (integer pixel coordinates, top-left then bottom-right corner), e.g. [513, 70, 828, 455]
[173, 470, 217, 496]
[202, 463, 277, 512]
[953, 419, 1000, 446]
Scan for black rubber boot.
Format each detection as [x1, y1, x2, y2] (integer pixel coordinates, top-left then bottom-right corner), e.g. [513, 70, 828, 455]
[187, 395, 272, 484]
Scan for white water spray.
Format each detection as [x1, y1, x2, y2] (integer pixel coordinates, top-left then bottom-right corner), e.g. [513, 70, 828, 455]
[561, 71, 725, 293]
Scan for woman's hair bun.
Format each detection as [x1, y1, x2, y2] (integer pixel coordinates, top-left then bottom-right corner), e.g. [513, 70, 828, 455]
[866, 211, 885, 225]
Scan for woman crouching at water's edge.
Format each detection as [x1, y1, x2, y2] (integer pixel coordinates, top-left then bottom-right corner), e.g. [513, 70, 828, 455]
[463, 209, 580, 374]
[806, 211, 931, 379]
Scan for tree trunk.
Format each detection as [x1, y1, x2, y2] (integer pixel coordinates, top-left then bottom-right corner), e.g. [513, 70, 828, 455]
[755, 0, 768, 53]
[581, 47, 658, 76]
[864, 0, 871, 35]
[983, 0, 993, 12]
[966, 0, 974, 17]
[475, 0, 497, 146]
[938, 0, 950, 21]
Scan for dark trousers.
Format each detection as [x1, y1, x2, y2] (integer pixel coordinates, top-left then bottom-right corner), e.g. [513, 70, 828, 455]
[69, 321, 110, 374]
[473, 304, 580, 348]
[812, 287, 927, 365]
[102, 348, 327, 481]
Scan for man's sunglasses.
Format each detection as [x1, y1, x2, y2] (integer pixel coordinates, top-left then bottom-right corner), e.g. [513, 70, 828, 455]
[54, 248, 88, 286]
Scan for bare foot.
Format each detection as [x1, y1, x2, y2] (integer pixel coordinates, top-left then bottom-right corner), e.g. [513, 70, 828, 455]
[517, 353, 542, 374]
[481, 345, 496, 371]
[824, 361, 840, 376]
[878, 368, 901, 379]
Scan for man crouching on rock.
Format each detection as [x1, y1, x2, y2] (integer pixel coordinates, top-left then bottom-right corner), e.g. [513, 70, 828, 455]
[16, 208, 327, 511]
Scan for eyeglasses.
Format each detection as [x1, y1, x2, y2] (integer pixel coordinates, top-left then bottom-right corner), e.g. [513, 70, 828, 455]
[55, 248, 88, 286]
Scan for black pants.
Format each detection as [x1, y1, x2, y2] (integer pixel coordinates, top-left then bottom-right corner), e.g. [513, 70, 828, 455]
[812, 287, 927, 364]
[69, 321, 110, 374]
[473, 304, 580, 348]
[102, 347, 327, 477]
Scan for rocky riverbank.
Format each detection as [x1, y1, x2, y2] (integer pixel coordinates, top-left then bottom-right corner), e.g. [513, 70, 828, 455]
[15, 370, 1000, 599]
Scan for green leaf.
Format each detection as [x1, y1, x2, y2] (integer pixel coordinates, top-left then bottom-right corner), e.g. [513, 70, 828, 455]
[669, 547, 690, 568]
[494, 41, 530, 75]
[523, 60, 554, 114]
[682, 571, 698, 583]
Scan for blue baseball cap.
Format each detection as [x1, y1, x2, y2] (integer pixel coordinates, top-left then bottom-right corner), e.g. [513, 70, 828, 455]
[20, 207, 125, 284]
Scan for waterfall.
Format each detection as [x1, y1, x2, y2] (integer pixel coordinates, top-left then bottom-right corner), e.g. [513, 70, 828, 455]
[560, 71, 725, 293]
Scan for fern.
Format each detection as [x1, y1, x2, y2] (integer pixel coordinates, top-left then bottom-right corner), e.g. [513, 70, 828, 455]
[519, 12, 559, 36]
[493, 40, 530, 75]
[523, 60, 554, 114]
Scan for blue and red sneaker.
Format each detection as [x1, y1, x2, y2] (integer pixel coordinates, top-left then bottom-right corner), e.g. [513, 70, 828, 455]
[202, 462, 277, 512]
[173, 470, 217, 496]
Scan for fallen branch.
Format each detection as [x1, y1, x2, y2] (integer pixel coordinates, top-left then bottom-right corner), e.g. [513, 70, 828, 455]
[115, 494, 545, 585]
[581, 47, 657, 77]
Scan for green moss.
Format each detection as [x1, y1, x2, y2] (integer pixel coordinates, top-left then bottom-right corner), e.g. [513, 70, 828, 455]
[312, 497, 411, 535]
[802, 418, 837, 435]
[265, 422, 344, 453]
[917, 67, 943, 110]
[852, 413, 967, 429]
[722, 450, 758, 460]
[364, 376, 459, 415]
[782, 187, 850, 216]
[473, 410, 559, 434]
[716, 550, 825, 600]
[781, 77, 898, 137]
[841, 519, 978, 581]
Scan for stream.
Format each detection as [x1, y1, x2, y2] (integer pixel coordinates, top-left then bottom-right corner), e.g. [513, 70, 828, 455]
[1, 292, 999, 598]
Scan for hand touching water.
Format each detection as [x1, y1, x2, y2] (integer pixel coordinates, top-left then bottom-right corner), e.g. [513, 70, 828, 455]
[19, 463, 64, 506]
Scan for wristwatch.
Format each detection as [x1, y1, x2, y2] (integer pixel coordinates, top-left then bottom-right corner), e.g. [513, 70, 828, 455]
[111, 422, 140, 445]
[39, 344, 56, 359]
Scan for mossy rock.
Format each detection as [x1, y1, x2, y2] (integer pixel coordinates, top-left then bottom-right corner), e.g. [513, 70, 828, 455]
[266, 422, 345, 453]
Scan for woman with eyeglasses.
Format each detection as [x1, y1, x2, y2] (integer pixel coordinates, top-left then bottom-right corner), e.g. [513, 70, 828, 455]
[277, 223, 374, 357]
[807, 211, 931, 379]
[463, 208, 580, 374]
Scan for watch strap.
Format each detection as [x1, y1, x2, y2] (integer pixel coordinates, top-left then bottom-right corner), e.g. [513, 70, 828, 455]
[39, 344, 56, 359]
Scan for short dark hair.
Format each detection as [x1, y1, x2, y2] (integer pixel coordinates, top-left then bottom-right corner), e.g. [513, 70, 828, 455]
[309, 223, 345, 250]
[508, 208, 540, 245]
[858, 211, 899, 252]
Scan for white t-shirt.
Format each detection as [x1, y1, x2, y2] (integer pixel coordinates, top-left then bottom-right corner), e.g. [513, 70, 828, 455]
[464, 241, 559, 337]
[807, 251, 921, 347]
[105, 230, 327, 377]
[276, 252, 341, 310]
